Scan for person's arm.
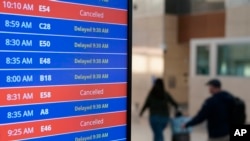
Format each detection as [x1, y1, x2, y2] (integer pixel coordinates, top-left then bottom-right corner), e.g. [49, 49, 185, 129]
[139, 96, 150, 117]
[185, 100, 211, 127]
[166, 92, 178, 109]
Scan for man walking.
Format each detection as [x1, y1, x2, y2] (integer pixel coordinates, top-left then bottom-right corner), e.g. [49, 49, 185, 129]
[184, 79, 234, 141]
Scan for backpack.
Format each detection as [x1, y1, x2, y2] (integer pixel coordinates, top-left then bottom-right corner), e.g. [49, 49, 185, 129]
[230, 97, 246, 125]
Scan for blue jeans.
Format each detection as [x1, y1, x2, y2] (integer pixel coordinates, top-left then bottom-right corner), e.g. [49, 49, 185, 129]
[150, 115, 169, 141]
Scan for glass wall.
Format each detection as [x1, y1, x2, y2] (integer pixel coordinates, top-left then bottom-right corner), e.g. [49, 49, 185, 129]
[164, 0, 225, 14]
[225, 0, 250, 8]
[217, 43, 250, 77]
[165, 0, 191, 14]
[191, 0, 225, 13]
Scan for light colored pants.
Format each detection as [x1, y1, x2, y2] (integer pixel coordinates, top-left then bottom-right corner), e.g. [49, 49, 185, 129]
[208, 135, 230, 141]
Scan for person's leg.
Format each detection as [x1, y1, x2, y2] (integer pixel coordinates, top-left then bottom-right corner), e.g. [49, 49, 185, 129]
[150, 116, 164, 141]
[150, 116, 159, 141]
[158, 116, 169, 141]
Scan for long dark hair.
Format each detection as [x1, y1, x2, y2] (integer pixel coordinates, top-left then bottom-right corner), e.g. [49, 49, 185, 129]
[149, 78, 166, 99]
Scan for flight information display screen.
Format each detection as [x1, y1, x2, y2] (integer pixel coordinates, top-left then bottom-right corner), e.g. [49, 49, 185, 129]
[0, 0, 131, 140]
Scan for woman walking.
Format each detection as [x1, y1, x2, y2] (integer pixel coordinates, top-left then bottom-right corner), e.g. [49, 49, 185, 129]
[140, 78, 178, 141]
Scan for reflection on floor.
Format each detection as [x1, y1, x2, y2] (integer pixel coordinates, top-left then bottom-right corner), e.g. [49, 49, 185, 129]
[132, 116, 207, 141]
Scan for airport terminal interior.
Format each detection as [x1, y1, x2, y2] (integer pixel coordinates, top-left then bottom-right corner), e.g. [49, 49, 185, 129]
[1, 0, 250, 140]
[132, 0, 250, 140]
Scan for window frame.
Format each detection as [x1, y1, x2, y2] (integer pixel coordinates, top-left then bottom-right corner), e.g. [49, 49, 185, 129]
[195, 45, 211, 76]
[190, 37, 250, 79]
[216, 43, 250, 77]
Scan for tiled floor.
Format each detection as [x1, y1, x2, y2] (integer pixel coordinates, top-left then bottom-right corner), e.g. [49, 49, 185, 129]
[132, 116, 207, 141]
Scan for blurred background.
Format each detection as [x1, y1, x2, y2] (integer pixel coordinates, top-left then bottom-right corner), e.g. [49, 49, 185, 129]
[131, 0, 250, 140]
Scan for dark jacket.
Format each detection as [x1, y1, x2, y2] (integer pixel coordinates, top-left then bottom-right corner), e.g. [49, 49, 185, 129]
[186, 91, 234, 138]
[140, 92, 178, 117]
